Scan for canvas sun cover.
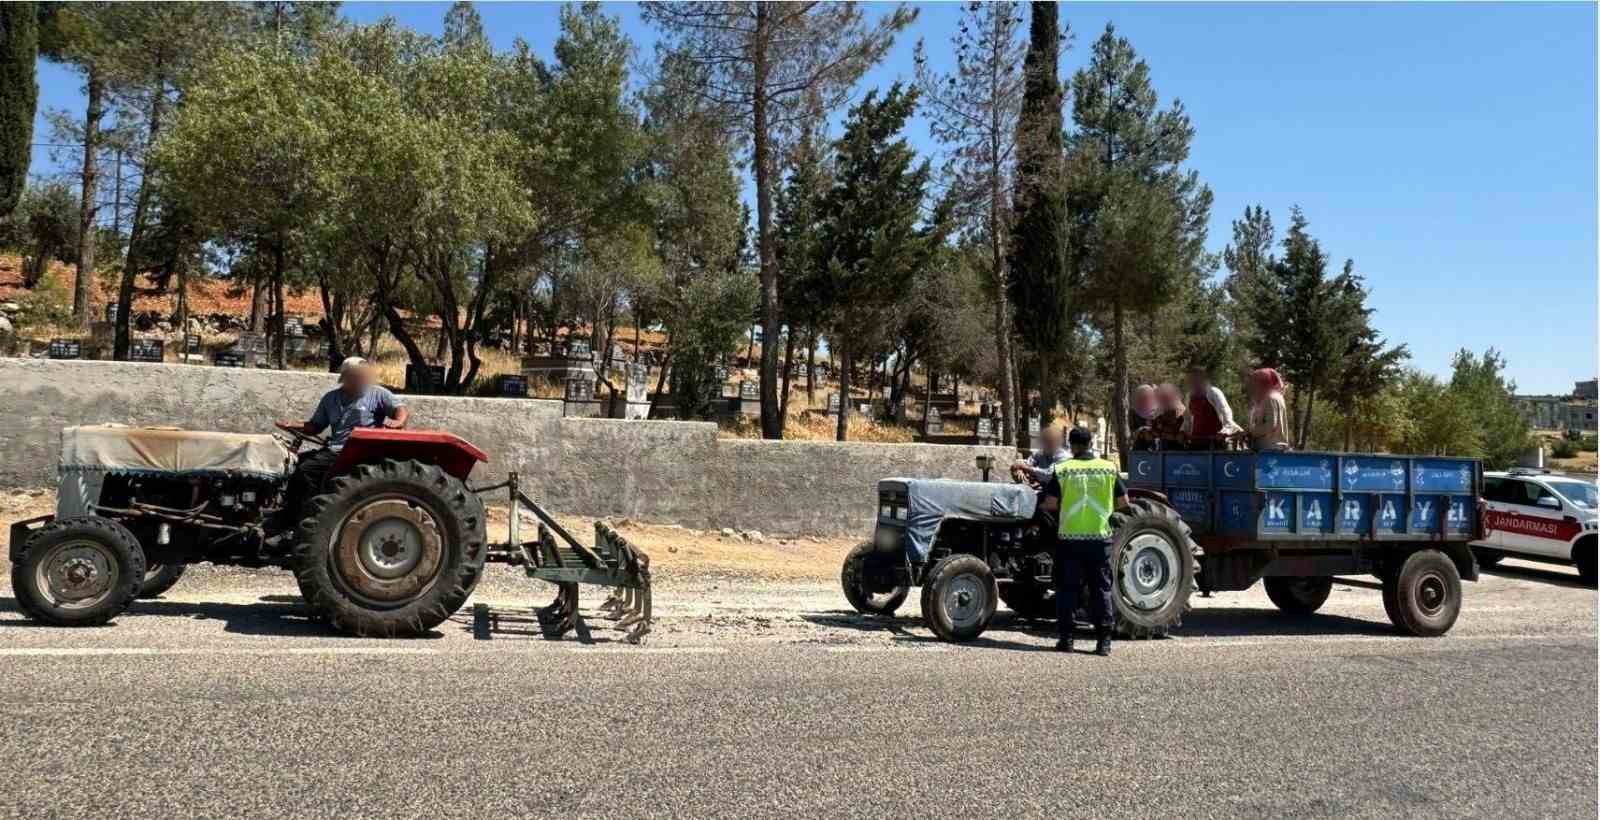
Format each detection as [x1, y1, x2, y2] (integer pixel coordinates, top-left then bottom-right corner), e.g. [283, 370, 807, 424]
[57, 426, 293, 517]
[61, 425, 291, 478]
[895, 478, 1038, 562]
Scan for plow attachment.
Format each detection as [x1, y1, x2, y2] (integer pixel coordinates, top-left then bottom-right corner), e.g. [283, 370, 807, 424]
[475, 473, 653, 643]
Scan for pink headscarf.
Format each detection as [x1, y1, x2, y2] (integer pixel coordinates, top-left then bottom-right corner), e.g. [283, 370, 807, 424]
[1251, 368, 1285, 395]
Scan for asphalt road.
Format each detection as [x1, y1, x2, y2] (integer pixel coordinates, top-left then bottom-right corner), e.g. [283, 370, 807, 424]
[0, 558, 1594, 819]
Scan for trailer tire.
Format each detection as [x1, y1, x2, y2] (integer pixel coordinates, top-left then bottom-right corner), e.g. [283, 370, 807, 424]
[294, 459, 487, 638]
[841, 542, 909, 616]
[1108, 501, 1200, 639]
[12, 516, 145, 627]
[137, 563, 187, 599]
[1263, 577, 1334, 615]
[921, 554, 998, 642]
[1383, 549, 1461, 637]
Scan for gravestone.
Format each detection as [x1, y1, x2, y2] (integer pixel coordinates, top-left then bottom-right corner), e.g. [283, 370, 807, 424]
[234, 331, 269, 356]
[739, 381, 758, 401]
[924, 406, 944, 435]
[562, 376, 603, 418]
[626, 362, 649, 404]
[213, 350, 245, 368]
[825, 392, 842, 417]
[47, 339, 82, 360]
[976, 415, 997, 445]
[282, 314, 305, 337]
[1028, 414, 1042, 436]
[128, 338, 164, 363]
[496, 374, 528, 398]
[103, 303, 118, 324]
[567, 339, 591, 361]
[405, 363, 447, 394]
[184, 334, 203, 354]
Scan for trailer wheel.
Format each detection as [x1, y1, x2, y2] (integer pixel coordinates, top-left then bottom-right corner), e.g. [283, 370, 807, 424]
[1263, 577, 1334, 615]
[294, 459, 487, 638]
[1109, 501, 1200, 639]
[12, 516, 146, 627]
[1383, 549, 1461, 637]
[999, 581, 1054, 620]
[137, 564, 187, 599]
[921, 554, 997, 642]
[841, 542, 909, 616]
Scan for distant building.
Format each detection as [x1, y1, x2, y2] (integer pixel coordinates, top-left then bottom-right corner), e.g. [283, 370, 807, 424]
[1516, 384, 1598, 433]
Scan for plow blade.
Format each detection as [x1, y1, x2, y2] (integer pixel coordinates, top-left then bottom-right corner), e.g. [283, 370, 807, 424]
[476, 474, 653, 643]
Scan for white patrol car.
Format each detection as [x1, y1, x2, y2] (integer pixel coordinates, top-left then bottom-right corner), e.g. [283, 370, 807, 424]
[1472, 469, 1598, 584]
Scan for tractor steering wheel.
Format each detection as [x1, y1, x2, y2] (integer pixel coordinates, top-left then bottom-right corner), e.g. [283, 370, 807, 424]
[274, 422, 328, 451]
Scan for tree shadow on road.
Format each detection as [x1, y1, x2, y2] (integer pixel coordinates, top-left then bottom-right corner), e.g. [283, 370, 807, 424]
[0, 595, 444, 639]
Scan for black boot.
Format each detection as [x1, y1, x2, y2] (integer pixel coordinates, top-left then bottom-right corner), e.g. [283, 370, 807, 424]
[1055, 633, 1074, 653]
[1093, 629, 1112, 656]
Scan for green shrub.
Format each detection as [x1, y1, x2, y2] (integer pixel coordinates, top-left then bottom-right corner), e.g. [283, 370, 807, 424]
[1581, 434, 1598, 453]
[1551, 438, 1578, 459]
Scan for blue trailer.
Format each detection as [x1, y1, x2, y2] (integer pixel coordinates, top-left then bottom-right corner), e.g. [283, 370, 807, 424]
[1127, 449, 1484, 636]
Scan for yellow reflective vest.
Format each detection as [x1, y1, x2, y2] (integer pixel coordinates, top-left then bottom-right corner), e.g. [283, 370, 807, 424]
[1054, 457, 1119, 540]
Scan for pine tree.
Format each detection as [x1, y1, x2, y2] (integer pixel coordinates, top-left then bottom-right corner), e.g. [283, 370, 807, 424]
[643, 1, 915, 439]
[915, 0, 1030, 443]
[1065, 24, 1212, 464]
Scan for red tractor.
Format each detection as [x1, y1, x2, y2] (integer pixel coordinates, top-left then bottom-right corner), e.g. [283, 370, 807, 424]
[9, 424, 652, 640]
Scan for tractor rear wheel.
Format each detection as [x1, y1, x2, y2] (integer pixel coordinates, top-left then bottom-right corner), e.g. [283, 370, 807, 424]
[1108, 500, 1200, 639]
[294, 459, 487, 637]
[1263, 577, 1334, 615]
[137, 563, 187, 599]
[12, 516, 146, 626]
[841, 542, 909, 616]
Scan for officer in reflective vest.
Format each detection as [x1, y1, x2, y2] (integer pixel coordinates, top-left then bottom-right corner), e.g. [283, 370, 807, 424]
[1040, 426, 1129, 655]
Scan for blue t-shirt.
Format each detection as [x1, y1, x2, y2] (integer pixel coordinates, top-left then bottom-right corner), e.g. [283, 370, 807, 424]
[309, 386, 404, 450]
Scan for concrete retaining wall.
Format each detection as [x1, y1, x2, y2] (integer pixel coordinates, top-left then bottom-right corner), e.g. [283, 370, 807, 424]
[0, 359, 1013, 536]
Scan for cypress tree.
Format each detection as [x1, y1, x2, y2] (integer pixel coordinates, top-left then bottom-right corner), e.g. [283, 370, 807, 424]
[0, 2, 39, 218]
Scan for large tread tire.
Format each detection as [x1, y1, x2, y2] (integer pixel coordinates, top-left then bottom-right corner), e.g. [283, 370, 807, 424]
[294, 459, 487, 638]
[841, 542, 909, 616]
[998, 581, 1054, 620]
[1383, 549, 1462, 637]
[920, 554, 998, 642]
[1108, 500, 1201, 639]
[12, 516, 145, 627]
[137, 563, 187, 599]
[1263, 577, 1334, 615]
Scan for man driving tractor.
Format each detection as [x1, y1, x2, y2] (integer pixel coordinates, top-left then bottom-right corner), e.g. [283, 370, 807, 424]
[276, 356, 409, 527]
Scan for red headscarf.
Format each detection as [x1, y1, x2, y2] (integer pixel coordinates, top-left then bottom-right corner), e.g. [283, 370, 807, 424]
[1251, 368, 1285, 394]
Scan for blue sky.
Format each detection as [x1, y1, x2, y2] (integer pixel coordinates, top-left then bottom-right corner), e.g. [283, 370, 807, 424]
[28, 2, 1598, 394]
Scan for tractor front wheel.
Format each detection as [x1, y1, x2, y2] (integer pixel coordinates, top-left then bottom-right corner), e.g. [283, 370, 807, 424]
[921, 554, 998, 642]
[294, 460, 487, 637]
[841, 542, 909, 616]
[12, 516, 145, 626]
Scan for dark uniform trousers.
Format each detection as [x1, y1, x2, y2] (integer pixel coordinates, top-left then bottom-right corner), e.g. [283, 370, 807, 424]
[1054, 538, 1114, 637]
[282, 449, 338, 528]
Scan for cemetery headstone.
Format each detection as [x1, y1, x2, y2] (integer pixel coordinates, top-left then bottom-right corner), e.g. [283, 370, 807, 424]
[739, 380, 758, 401]
[103, 303, 118, 324]
[405, 363, 447, 394]
[48, 339, 82, 359]
[567, 339, 591, 360]
[282, 314, 305, 337]
[496, 374, 528, 398]
[184, 334, 202, 354]
[924, 406, 944, 435]
[564, 377, 595, 402]
[826, 392, 842, 417]
[1028, 414, 1042, 436]
[128, 338, 164, 363]
[626, 363, 649, 404]
[234, 331, 268, 355]
[213, 350, 245, 368]
[977, 415, 995, 441]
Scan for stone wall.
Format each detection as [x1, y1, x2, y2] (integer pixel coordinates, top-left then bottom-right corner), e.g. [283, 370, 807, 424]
[0, 359, 1014, 536]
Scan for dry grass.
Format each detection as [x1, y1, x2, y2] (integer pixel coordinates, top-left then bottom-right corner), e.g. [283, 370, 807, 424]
[717, 396, 916, 443]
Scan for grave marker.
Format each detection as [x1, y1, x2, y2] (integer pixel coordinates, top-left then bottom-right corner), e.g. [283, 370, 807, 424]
[405, 363, 447, 394]
[128, 338, 164, 363]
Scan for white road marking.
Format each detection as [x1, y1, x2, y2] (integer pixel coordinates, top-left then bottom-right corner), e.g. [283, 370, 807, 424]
[1169, 632, 1597, 649]
[0, 646, 437, 658]
[564, 646, 728, 655]
[823, 645, 949, 653]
